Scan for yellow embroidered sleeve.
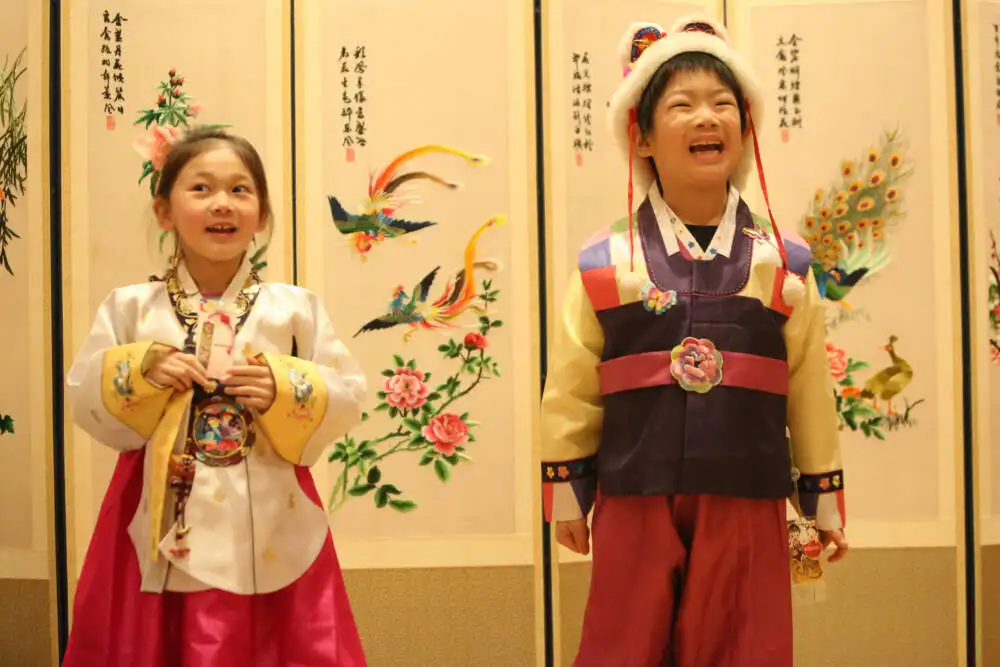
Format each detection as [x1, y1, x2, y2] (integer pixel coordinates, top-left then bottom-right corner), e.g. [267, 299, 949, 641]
[539, 270, 605, 522]
[256, 353, 330, 466]
[540, 270, 606, 465]
[784, 270, 842, 476]
[100, 342, 175, 440]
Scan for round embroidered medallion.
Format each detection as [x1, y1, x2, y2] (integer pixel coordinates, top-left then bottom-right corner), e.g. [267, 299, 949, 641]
[191, 397, 255, 466]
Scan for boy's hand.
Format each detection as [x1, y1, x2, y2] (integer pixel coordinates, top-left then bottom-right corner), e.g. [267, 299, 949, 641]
[555, 518, 591, 556]
[820, 528, 849, 563]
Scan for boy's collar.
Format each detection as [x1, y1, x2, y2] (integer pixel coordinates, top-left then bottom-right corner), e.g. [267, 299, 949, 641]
[647, 183, 740, 259]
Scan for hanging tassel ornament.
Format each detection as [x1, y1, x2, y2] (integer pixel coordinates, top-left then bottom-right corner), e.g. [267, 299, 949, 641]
[746, 104, 805, 308]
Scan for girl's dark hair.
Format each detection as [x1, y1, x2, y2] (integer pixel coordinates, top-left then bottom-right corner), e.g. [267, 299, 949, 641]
[154, 125, 273, 224]
[636, 51, 748, 138]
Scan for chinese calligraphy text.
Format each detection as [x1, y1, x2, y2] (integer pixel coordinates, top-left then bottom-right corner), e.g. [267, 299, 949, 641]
[571, 51, 593, 165]
[775, 34, 802, 142]
[100, 10, 128, 128]
[339, 45, 368, 161]
[994, 24, 1000, 120]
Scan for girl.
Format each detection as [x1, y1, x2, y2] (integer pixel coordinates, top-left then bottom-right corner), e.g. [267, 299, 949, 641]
[64, 126, 369, 666]
[539, 15, 848, 667]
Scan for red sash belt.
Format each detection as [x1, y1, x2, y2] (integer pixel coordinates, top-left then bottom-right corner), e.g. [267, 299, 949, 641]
[599, 349, 789, 396]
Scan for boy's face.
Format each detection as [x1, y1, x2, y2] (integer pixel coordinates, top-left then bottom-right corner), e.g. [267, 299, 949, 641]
[635, 68, 745, 190]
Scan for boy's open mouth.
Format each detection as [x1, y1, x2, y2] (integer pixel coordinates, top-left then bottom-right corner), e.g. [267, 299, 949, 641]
[689, 141, 723, 154]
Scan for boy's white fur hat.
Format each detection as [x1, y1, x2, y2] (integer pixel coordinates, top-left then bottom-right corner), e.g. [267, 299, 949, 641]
[607, 15, 765, 195]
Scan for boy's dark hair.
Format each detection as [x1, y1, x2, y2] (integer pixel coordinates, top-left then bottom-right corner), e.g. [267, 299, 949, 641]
[636, 51, 748, 138]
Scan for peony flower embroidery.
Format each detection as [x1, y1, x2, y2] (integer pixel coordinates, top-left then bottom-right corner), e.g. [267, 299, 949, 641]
[133, 122, 182, 171]
[384, 368, 430, 410]
[641, 281, 677, 315]
[421, 413, 470, 456]
[464, 332, 488, 350]
[826, 342, 848, 382]
[669, 337, 723, 393]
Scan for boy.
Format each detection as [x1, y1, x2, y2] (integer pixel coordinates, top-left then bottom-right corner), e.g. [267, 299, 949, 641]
[539, 15, 848, 667]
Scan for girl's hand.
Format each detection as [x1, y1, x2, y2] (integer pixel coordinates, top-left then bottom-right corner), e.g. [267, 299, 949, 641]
[145, 350, 212, 392]
[555, 518, 591, 556]
[222, 356, 276, 412]
[820, 528, 849, 563]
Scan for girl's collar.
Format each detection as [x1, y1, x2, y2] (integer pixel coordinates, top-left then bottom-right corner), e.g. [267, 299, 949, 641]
[175, 254, 256, 305]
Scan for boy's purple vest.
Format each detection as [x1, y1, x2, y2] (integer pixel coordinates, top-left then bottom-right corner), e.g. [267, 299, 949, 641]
[580, 197, 813, 500]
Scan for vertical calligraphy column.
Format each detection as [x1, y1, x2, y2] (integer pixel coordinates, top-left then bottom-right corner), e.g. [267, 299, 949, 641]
[99, 10, 127, 130]
[776, 33, 802, 143]
[994, 23, 1000, 124]
[339, 45, 369, 162]
[570, 51, 594, 166]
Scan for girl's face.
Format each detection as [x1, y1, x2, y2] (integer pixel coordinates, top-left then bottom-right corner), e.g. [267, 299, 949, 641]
[635, 68, 745, 190]
[155, 145, 266, 266]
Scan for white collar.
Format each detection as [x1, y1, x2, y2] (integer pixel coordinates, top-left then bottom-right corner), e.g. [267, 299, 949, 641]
[176, 254, 255, 306]
[647, 183, 741, 260]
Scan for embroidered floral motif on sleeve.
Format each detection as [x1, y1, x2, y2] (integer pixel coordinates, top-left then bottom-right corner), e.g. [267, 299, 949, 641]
[113, 355, 137, 407]
[796, 470, 844, 494]
[288, 368, 316, 421]
[541, 455, 597, 482]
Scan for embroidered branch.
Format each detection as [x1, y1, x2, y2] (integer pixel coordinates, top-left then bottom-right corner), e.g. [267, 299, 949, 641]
[989, 230, 1000, 363]
[0, 48, 26, 277]
[327, 280, 503, 512]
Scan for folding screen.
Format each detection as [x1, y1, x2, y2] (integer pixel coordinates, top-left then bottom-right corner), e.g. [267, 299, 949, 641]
[728, 1, 963, 663]
[963, 0, 1000, 663]
[0, 0, 52, 584]
[296, 0, 543, 664]
[60, 0, 292, 603]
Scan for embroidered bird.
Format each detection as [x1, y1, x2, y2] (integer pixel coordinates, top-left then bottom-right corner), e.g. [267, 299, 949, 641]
[861, 334, 914, 415]
[328, 144, 490, 259]
[798, 129, 913, 309]
[354, 216, 505, 342]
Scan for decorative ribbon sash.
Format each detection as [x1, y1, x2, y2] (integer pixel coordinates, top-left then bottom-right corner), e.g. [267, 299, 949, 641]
[599, 339, 788, 396]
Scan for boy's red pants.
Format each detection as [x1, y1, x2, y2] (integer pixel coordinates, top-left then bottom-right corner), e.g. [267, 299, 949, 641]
[572, 493, 792, 667]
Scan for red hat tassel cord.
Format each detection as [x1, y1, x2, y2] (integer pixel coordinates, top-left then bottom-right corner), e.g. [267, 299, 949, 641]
[747, 106, 788, 270]
[627, 110, 637, 272]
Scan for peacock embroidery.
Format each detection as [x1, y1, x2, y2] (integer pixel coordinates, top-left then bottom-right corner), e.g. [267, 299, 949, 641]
[799, 128, 913, 327]
[328, 144, 490, 260]
[806, 129, 924, 440]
